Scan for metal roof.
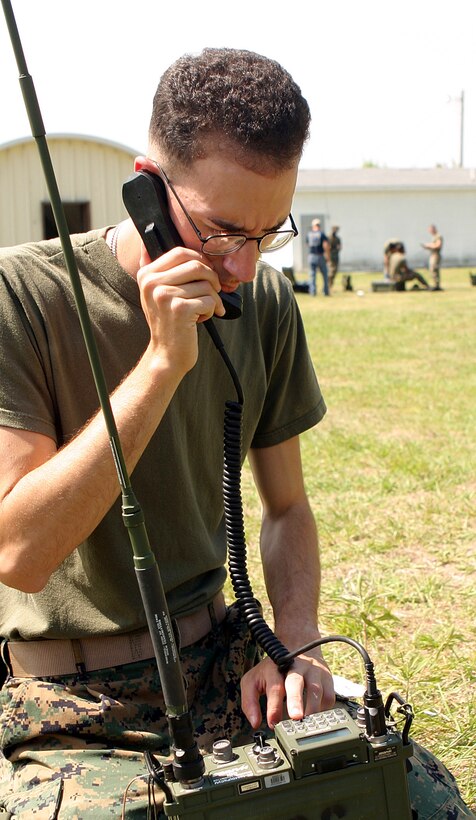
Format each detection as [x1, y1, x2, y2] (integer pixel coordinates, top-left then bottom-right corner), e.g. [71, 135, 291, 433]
[0, 133, 138, 157]
[2, 137, 475, 191]
[297, 167, 476, 191]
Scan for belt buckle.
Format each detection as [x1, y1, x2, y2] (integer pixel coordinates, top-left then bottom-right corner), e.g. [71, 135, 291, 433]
[1, 639, 12, 678]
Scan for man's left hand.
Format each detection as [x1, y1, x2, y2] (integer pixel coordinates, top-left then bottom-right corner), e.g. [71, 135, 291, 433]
[240, 643, 335, 730]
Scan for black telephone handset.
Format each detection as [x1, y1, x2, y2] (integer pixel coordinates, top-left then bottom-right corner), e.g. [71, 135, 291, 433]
[122, 170, 242, 320]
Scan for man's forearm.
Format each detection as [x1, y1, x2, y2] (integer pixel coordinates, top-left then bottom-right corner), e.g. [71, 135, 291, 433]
[260, 499, 321, 649]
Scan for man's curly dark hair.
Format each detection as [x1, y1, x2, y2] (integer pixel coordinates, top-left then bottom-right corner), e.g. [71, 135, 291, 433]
[149, 48, 310, 171]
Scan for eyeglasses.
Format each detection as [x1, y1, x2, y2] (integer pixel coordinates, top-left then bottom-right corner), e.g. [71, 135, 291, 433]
[149, 159, 298, 256]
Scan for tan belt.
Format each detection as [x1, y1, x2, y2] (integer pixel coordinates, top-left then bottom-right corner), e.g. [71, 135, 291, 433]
[5, 591, 226, 678]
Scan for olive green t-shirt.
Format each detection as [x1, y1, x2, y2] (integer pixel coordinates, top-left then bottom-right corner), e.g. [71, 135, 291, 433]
[0, 230, 326, 640]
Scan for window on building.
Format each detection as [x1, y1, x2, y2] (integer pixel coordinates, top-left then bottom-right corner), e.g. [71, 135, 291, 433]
[42, 201, 91, 239]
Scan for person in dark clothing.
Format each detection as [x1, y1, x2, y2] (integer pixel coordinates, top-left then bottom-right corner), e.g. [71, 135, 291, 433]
[306, 218, 330, 296]
[328, 225, 342, 289]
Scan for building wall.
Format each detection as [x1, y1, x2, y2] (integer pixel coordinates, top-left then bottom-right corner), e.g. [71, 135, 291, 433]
[292, 175, 476, 272]
[2, 142, 476, 271]
[0, 135, 137, 247]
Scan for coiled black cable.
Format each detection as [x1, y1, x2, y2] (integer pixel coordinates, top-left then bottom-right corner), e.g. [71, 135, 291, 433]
[206, 319, 381, 688]
[222, 399, 294, 674]
[204, 319, 294, 673]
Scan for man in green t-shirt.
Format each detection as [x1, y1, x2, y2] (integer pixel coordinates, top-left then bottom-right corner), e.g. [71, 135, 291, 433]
[0, 48, 472, 819]
[0, 47, 333, 817]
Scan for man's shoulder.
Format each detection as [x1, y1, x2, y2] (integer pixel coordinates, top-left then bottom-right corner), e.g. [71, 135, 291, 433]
[239, 261, 295, 320]
[0, 229, 114, 308]
[0, 238, 61, 287]
[0, 229, 107, 270]
[254, 260, 295, 296]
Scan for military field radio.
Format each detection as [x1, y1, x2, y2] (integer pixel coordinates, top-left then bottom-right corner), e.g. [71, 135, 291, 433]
[155, 680, 413, 819]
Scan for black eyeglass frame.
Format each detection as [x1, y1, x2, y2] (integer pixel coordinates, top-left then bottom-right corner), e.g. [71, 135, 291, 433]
[149, 159, 298, 256]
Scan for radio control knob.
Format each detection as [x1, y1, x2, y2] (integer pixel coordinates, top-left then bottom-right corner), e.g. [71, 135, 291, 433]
[212, 738, 233, 763]
[257, 744, 279, 769]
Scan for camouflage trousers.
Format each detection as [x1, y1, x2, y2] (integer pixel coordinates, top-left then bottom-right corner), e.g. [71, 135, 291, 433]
[0, 604, 474, 819]
[429, 253, 441, 288]
[328, 258, 339, 287]
[398, 269, 430, 288]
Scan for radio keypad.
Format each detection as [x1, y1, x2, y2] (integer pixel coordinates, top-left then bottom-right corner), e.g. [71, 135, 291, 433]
[280, 708, 349, 735]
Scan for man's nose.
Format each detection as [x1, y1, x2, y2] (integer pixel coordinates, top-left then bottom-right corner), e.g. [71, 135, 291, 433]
[222, 241, 260, 282]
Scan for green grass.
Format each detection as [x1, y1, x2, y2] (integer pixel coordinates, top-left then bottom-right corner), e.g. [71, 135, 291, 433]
[226, 267, 476, 809]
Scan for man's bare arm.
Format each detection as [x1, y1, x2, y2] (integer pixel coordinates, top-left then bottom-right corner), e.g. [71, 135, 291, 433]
[240, 437, 334, 729]
[0, 245, 224, 592]
[0, 351, 184, 592]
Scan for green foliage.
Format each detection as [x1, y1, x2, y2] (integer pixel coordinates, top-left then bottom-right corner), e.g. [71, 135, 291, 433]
[232, 268, 475, 809]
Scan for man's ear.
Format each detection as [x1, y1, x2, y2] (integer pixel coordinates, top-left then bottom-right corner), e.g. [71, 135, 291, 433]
[134, 156, 150, 171]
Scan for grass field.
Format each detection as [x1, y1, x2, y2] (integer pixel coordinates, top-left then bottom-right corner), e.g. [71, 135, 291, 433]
[227, 267, 476, 809]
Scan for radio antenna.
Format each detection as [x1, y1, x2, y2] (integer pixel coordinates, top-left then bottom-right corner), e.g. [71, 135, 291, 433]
[1, 0, 204, 787]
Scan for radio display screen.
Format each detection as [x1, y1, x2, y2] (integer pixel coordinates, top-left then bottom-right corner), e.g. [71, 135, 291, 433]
[296, 727, 351, 746]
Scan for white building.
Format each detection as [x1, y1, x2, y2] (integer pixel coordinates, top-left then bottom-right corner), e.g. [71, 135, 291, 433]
[293, 167, 476, 272]
[1, 136, 475, 272]
[0, 134, 136, 247]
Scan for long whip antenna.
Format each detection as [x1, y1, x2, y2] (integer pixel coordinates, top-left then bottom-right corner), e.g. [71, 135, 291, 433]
[1, 0, 204, 784]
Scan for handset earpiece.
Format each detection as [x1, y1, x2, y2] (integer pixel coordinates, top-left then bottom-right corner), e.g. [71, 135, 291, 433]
[122, 171, 242, 319]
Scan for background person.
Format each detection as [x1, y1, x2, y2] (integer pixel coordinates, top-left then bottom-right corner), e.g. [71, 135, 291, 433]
[389, 241, 430, 290]
[328, 225, 342, 289]
[383, 237, 401, 280]
[306, 218, 330, 296]
[422, 224, 444, 290]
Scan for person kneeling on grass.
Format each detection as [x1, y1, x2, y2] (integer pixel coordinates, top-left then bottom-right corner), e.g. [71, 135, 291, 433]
[389, 242, 430, 290]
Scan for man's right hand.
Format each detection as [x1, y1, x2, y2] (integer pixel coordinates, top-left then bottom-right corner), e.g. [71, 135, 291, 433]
[137, 245, 225, 376]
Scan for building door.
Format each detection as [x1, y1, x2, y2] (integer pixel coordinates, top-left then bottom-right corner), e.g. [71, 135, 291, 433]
[42, 201, 91, 239]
